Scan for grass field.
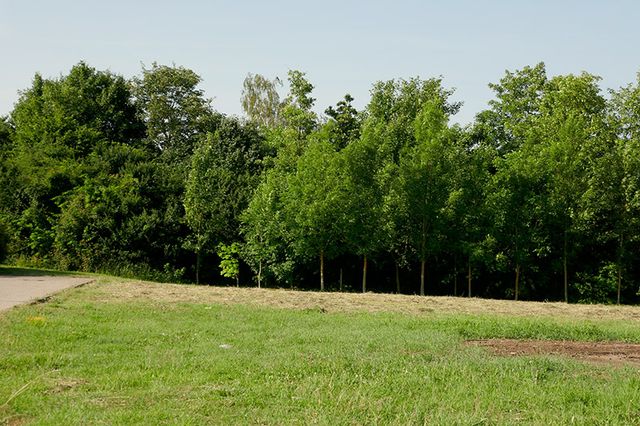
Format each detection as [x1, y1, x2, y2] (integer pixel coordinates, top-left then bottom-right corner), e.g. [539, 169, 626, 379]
[2, 272, 640, 424]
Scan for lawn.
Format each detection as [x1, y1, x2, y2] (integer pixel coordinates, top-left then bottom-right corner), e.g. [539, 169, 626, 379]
[1, 275, 640, 424]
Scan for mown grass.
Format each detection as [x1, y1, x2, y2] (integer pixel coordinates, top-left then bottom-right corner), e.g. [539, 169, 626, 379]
[1, 280, 640, 424]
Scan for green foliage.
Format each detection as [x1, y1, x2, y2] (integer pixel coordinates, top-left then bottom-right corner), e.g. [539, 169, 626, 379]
[184, 117, 267, 282]
[51, 143, 186, 273]
[574, 262, 618, 304]
[4, 60, 640, 303]
[133, 62, 212, 161]
[281, 70, 318, 138]
[217, 242, 240, 283]
[240, 163, 295, 287]
[241, 73, 283, 127]
[324, 94, 361, 149]
[12, 63, 143, 156]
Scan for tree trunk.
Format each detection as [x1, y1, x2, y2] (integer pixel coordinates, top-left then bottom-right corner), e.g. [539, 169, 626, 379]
[420, 219, 426, 297]
[617, 234, 623, 305]
[420, 260, 426, 296]
[362, 255, 368, 293]
[467, 257, 472, 298]
[320, 250, 325, 292]
[257, 260, 262, 288]
[235, 273, 239, 287]
[563, 230, 568, 303]
[515, 263, 520, 301]
[339, 267, 343, 292]
[395, 262, 400, 294]
[454, 262, 458, 297]
[196, 250, 200, 285]
[617, 265, 622, 305]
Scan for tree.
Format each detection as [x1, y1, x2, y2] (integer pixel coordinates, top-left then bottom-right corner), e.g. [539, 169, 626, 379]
[536, 73, 608, 302]
[357, 77, 460, 293]
[218, 242, 240, 286]
[489, 144, 547, 300]
[184, 117, 266, 283]
[281, 70, 318, 139]
[580, 73, 640, 303]
[446, 129, 493, 297]
[393, 102, 455, 295]
[325, 94, 361, 149]
[12, 63, 144, 156]
[50, 142, 188, 278]
[241, 164, 295, 288]
[133, 63, 212, 161]
[481, 62, 548, 156]
[241, 73, 283, 128]
[284, 137, 348, 291]
[7, 63, 145, 263]
[341, 132, 384, 292]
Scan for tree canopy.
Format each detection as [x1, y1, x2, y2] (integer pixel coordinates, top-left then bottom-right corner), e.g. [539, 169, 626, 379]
[3, 61, 640, 304]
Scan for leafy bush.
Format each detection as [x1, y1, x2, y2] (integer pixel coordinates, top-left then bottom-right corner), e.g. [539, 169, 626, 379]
[574, 262, 618, 304]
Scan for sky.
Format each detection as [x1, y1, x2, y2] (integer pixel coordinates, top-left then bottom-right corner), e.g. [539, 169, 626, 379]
[1, 0, 639, 125]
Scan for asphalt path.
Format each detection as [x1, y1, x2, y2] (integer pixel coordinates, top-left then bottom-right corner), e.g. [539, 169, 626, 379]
[0, 275, 92, 311]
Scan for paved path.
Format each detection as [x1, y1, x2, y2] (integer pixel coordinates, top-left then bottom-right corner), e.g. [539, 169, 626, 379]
[0, 275, 93, 311]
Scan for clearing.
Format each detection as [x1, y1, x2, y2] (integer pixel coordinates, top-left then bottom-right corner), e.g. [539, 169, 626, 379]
[1, 271, 640, 424]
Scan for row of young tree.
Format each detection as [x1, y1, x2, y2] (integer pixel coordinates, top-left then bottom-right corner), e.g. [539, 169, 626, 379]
[1, 62, 639, 304]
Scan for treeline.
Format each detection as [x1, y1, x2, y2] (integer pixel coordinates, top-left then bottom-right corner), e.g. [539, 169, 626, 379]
[1, 62, 640, 304]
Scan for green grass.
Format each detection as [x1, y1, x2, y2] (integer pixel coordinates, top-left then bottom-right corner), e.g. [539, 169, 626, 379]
[2, 282, 640, 424]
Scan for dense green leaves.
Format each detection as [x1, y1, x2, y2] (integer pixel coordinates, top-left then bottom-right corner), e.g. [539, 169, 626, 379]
[3, 61, 640, 303]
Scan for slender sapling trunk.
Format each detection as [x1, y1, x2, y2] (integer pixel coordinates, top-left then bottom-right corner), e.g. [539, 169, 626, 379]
[467, 257, 472, 298]
[196, 251, 200, 285]
[515, 263, 520, 301]
[420, 260, 426, 296]
[320, 250, 325, 292]
[617, 234, 623, 305]
[362, 255, 368, 293]
[257, 260, 262, 288]
[454, 262, 458, 297]
[563, 230, 568, 303]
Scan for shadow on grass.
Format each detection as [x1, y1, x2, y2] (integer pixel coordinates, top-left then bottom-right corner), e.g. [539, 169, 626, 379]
[0, 265, 78, 277]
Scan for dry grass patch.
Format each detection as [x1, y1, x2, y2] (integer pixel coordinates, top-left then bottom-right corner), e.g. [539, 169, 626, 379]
[85, 277, 640, 322]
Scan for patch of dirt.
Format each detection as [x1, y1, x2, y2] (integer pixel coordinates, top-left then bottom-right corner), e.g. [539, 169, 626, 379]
[466, 339, 640, 366]
[1, 415, 30, 426]
[84, 278, 640, 323]
[47, 378, 88, 394]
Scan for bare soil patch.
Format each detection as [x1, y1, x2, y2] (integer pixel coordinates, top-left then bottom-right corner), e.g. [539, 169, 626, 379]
[467, 339, 640, 366]
[85, 278, 640, 322]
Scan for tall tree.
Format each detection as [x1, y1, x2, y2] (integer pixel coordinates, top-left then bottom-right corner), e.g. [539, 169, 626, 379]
[8, 63, 145, 262]
[342, 131, 383, 292]
[241, 163, 295, 288]
[184, 117, 266, 283]
[480, 62, 548, 156]
[392, 101, 455, 295]
[489, 145, 546, 300]
[325, 94, 361, 149]
[281, 70, 318, 139]
[284, 137, 348, 291]
[241, 73, 283, 128]
[133, 63, 212, 161]
[537, 73, 608, 302]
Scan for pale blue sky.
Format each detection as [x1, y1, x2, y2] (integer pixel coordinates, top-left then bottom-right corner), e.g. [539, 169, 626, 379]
[1, 0, 639, 124]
